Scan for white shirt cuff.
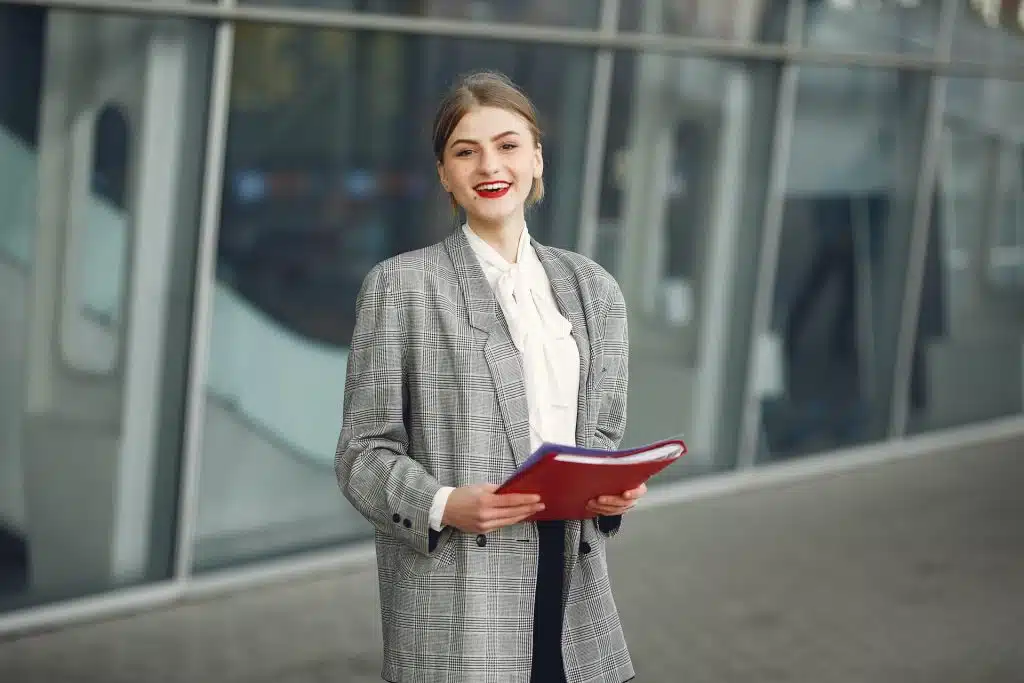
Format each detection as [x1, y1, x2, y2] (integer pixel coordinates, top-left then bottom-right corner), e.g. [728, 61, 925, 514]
[429, 486, 455, 531]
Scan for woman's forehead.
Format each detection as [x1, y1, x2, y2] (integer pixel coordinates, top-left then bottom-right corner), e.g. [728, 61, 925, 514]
[449, 106, 531, 142]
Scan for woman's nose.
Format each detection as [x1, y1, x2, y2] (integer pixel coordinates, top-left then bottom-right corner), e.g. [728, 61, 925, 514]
[477, 148, 500, 174]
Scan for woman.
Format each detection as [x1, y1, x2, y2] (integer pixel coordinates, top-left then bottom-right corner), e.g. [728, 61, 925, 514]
[336, 70, 645, 683]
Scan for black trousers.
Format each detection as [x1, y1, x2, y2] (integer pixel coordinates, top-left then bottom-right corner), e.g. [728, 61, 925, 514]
[531, 520, 567, 683]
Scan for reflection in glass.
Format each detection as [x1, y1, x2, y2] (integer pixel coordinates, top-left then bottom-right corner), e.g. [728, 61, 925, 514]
[196, 26, 594, 569]
[758, 66, 930, 461]
[907, 77, 1024, 434]
[0, 6, 210, 612]
[242, 0, 601, 29]
[60, 105, 130, 375]
[803, 0, 939, 55]
[984, 140, 1024, 290]
[953, 0, 1024, 65]
[0, 3, 42, 609]
[620, 0, 788, 43]
[595, 50, 779, 476]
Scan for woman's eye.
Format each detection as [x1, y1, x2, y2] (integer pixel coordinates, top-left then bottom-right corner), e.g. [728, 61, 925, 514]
[501, 143, 518, 151]
[455, 149, 473, 157]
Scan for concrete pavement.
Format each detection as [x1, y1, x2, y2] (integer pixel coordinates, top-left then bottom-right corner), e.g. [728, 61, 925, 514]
[1, 437, 1021, 682]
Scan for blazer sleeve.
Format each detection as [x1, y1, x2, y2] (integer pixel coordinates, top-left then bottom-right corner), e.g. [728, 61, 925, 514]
[335, 265, 445, 557]
[594, 277, 629, 537]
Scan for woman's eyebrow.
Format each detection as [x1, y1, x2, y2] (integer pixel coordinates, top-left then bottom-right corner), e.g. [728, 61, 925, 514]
[449, 130, 520, 148]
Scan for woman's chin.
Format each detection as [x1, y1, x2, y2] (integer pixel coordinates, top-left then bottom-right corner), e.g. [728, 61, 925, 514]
[465, 203, 523, 228]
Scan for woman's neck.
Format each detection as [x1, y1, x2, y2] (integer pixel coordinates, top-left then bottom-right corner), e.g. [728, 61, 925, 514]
[466, 216, 527, 264]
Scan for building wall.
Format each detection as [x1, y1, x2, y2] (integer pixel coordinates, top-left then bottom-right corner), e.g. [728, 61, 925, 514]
[1, 0, 1023, 624]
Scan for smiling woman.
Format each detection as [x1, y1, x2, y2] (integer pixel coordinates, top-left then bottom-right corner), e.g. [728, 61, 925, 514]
[335, 71, 642, 683]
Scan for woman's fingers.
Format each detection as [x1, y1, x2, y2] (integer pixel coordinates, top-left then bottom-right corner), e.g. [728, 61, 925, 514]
[586, 498, 635, 516]
[469, 484, 649, 533]
[476, 502, 544, 530]
[480, 508, 543, 532]
[489, 492, 542, 507]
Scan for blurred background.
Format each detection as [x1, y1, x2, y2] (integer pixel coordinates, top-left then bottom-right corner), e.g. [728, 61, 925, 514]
[1, 0, 1023, 680]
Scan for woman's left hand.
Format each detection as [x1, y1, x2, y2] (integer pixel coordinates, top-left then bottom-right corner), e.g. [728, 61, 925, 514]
[585, 482, 647, 516]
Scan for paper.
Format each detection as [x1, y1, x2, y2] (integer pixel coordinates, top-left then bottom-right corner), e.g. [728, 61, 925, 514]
[504, 438, 687, 481]
[552, 443, 683, 465]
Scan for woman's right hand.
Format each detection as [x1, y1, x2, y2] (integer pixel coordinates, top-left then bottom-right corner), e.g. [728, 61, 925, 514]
[442, 484, 544, 534]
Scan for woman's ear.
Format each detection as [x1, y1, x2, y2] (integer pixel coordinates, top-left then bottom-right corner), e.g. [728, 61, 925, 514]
[437, 160, 450, 193]
[533, 143, 544, 179]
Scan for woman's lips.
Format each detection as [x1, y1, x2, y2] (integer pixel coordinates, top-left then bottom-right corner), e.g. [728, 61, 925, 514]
[474, 182, 511, 199]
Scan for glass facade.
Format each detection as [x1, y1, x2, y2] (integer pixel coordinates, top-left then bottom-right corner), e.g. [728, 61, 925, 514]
[595, 50, 781, 474]
[0, 5, 213, 610]
[906, 73, 1024, 435]
[1, 0, 1023, 625]
[803, 0, 941, 54]
[757, 65, 931, 460]
[953, 0, 1024, 65]
[242, 0, 604, 29]
[197, 26, 595, 568]
[619, 0, 789, 42]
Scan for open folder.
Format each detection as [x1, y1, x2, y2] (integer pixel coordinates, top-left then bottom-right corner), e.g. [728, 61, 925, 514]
[495, 438, 687, 521]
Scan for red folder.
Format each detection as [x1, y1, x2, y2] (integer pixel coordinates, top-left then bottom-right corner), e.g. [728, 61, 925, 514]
[495, 438, 687, 522]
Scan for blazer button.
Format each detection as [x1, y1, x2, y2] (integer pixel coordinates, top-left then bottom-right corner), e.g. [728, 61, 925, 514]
[392, 513, 400, 523]
[580, 541, 592, 555]
[403, 518, 411, 528]
[476, 534, 487, 547]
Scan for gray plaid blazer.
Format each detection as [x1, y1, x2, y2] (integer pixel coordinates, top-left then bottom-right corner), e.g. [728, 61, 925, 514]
[336, 228, 633, 683]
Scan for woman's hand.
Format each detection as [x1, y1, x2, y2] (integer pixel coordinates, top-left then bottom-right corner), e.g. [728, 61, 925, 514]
[442, 484, 545, 534]
[585, 482, 647, 517]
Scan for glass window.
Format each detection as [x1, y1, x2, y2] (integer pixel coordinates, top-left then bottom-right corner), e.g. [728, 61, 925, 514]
[953, 0, 1024, 66]
[594, 50, 780, 477]
[803, 0, 940, 55]
[195, 25, 594, 570]
[620, 0, 791, 43]
[987, 142, 1024, 289]
[0, 6, 211, 612]
[242, 0, 602, 29]
[755, 65, 931, 461]
[906, 76, 1024, 434]
[59, 105, 131, 375]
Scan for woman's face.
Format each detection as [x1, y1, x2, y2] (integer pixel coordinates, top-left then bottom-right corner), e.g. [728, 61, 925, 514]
[437, 105, 543, 229]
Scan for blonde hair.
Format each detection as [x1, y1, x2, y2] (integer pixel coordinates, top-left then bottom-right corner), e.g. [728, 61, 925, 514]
[432, 70, 545, 211]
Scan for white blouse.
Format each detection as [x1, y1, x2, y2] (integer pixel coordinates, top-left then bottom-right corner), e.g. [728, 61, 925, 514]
[428, 225, 581, 530]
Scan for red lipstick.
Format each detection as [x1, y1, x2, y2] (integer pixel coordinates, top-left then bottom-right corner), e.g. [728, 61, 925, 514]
[474, 182, 511, 199]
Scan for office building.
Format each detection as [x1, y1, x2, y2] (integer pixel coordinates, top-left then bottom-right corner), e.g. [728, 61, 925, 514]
[1, 0, 1023, 632]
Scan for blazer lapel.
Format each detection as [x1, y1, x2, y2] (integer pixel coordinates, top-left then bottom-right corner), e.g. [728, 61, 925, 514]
[444, 229, 532, 468]
[532, 241, 594, 450]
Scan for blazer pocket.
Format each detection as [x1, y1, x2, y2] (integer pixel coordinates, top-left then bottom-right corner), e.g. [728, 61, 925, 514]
[395, 529, 458, 581]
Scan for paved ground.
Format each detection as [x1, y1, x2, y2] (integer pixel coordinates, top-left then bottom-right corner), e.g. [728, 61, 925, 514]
[0, 438, 1022, 682]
